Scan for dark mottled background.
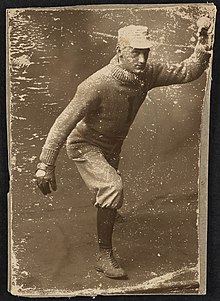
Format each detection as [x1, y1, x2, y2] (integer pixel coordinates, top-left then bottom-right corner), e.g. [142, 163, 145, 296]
[8, 5, 214, 296]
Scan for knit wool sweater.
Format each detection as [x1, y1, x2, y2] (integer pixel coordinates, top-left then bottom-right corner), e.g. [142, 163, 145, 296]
[40, 42, 210, 165]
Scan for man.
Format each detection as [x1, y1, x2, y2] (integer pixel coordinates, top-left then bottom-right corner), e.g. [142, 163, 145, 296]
[35, 20, 212, 279]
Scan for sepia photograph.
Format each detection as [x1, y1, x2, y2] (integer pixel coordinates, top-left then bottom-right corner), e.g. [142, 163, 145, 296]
[7, 4, 216, 296]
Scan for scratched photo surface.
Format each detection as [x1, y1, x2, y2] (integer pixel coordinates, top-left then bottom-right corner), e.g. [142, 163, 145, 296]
[7, 5, 215, 296]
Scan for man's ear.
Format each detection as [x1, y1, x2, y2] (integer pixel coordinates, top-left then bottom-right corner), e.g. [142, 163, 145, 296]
[116, 45, 122, 57]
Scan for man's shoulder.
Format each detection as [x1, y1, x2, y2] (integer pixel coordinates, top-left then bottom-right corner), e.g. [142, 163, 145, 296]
[145, 60, 165, 71]
[78, 64, 112, 91]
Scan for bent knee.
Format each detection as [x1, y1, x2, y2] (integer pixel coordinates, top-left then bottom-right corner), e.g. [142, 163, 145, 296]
[111, 178, 123, 196]
[106, 176, 123, 198]
[94, 177, 124, 209]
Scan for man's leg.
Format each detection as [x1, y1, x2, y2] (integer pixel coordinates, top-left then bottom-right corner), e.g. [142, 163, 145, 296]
[67, 144, 127, 278]
[96, 207, 127, 278]
[97, 207, 117, 250]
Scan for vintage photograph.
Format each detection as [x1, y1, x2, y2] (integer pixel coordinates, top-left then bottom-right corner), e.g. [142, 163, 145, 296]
[7, 4, 216, 296]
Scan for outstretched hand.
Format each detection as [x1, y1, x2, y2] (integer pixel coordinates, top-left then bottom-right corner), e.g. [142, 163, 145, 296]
[35, 162, 57, 195]
[196, 16, 214, 50]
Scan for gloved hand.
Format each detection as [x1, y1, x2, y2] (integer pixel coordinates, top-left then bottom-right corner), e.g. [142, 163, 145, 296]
[196, 16, 214, 50]
[35, 162, 57, 195]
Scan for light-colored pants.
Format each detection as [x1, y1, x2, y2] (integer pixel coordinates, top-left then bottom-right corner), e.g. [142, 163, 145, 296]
[66, 143, 123, 209]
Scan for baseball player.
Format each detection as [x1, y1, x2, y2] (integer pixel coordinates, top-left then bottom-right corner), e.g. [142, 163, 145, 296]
[35, 19, 213, 279]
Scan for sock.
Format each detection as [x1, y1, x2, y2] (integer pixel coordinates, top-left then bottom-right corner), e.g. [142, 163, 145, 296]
[97, 207, 117, 250]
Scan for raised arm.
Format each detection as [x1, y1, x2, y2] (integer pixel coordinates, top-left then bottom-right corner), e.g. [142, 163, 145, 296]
[148, 16, 214, 88]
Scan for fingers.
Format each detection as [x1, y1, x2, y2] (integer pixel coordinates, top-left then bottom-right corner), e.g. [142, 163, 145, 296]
[35, 167, 57, 195]
[50, 177, 57, 191]
[197, 17, 214, 40]
[197, 16, 211, 30]
[199, 27, 209, 37]
[41, 182, 52, 195]
[36, 178, 57, 195]
[37, 178, 51, 195]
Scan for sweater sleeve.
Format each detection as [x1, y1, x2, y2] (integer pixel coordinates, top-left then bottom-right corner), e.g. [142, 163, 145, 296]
[149, 41, 211, 88]
[40, 80, 100, 165]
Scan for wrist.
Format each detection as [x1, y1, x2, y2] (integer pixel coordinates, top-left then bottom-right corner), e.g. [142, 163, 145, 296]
[37, 162, 55, 171]
[40, 147, 59, 166]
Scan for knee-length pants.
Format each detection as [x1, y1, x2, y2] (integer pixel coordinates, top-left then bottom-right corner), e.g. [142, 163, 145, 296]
[66, 143, 123, 209]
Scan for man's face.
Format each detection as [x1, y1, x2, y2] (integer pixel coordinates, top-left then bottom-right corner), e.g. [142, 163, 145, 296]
[118, 46, 150, 74]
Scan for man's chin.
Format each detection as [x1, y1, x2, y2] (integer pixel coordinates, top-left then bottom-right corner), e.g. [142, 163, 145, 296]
[133, 68, 145, 74]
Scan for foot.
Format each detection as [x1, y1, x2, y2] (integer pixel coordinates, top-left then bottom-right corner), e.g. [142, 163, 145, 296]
[95, 249, 127, 279]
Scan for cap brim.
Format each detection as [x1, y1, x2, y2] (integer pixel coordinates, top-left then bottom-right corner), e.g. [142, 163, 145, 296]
[130, 40, 155, 49]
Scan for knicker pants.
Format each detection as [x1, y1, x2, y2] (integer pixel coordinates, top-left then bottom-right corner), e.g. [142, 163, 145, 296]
[66, 143, 123, 209]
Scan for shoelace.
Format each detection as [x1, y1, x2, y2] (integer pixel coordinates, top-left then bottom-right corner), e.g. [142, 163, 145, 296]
[104, 251, 120, 268]
[109, 255, 120, 268]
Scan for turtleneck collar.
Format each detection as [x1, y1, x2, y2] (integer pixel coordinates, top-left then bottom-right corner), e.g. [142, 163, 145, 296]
[109, 55, 145, 87]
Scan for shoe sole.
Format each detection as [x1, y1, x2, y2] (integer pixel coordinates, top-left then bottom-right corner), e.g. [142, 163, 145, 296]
[95, 267, 128, 279]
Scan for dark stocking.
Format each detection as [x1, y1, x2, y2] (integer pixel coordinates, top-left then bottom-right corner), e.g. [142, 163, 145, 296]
[97, 207, 117, 250]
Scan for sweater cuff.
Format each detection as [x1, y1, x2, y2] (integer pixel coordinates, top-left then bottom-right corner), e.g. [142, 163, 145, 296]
[40, 147, 59, 165]
[194, 44, 211, 61]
